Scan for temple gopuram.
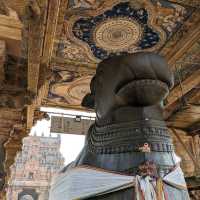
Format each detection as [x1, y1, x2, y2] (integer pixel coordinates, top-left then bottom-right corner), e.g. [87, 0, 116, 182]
[0, 0, 199, 199]
[6, 133, 64, 200]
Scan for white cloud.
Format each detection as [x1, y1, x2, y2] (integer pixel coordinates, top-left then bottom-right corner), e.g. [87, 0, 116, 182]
[60, 134, 85, 165]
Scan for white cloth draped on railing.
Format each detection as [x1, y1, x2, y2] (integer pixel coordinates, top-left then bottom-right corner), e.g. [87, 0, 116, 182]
[49, 165, 189, 200]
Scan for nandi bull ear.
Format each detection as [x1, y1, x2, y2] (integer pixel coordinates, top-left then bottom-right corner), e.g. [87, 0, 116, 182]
[81, 75, 96, 109]
[81, 93, 95, 109]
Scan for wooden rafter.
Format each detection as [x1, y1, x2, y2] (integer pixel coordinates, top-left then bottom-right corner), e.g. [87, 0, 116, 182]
[187, 121, 200, 135]
[188, 86, 200, 104]
[167, 104, 200, 129]
[165, 69, 200, 108]
[164, 85, 200, 120]
[162, 11, 200, 68]
[27, 0, 47, 94]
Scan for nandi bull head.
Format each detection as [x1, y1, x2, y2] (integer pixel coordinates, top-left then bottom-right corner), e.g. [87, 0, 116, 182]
[82, 52, 174, 121]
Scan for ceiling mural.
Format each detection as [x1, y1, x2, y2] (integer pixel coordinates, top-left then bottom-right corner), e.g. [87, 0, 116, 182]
[56, 0, 190, 63]
[48, 68, 92, 107]
[56, 40, 93, 63]
[51, 0, 196, 109]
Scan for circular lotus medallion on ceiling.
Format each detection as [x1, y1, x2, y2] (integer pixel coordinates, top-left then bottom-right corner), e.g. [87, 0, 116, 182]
[93, 18, 142, 52]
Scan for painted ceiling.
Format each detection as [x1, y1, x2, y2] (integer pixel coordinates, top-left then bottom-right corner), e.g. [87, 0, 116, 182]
[0, 0, 199, 193]
[46, 0, 199, 110]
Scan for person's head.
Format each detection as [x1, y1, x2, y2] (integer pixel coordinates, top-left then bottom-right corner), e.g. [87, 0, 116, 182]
[82, 52, 174, 119]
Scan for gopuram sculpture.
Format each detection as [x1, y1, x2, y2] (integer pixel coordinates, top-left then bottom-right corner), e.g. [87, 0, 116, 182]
[50, 52, 190, 200]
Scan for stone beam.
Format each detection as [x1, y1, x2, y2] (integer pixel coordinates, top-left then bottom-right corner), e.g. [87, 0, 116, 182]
[38, 0, 62, 89]
[27, 0, 66, 130]
[28, 0, 63, 93]
[41, 0, 61, 65]
[0, 40, 5, 83]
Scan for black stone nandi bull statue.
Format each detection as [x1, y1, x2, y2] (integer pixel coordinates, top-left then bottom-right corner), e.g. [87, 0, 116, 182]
[49, 52, 190, 200]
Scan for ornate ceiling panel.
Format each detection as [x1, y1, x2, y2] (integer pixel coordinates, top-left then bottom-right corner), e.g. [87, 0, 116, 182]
[49, 0, 198, 109]
[47, 67, 93, 109]
[56, 0, 191, 63]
